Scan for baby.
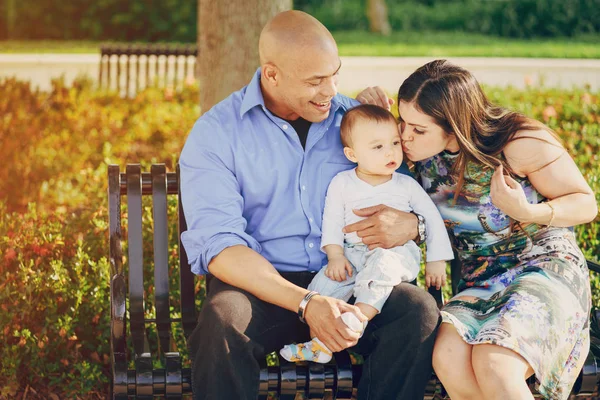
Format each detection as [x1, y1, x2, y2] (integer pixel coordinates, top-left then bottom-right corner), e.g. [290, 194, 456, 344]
[280, 104, 454, 363]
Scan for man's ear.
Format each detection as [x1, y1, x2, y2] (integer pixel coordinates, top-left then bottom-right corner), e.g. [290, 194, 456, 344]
[343, 147, 357, 163]
[262, 63, 279, 86]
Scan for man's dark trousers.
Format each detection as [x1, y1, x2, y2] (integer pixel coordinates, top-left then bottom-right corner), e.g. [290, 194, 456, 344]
[187, 271, 441, 400]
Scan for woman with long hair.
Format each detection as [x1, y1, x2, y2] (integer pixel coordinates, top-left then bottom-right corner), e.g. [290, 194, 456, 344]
[357, 60, 597, 399]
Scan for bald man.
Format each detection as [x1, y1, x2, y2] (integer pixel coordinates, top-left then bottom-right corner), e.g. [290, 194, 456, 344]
[180, 10, 439, 400]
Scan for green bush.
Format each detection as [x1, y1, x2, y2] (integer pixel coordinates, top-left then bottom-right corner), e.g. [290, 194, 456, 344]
[0, 76, 200, 398]
[297, 0, 600, 38]
[3, 0, 599, 41]
[0, 76, 598, 398]
[0, 0, 196, 41]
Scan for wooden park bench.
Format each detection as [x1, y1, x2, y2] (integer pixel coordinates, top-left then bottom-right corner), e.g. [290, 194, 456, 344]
[99, 43, 197, 97]
[108, 163, 600, 399]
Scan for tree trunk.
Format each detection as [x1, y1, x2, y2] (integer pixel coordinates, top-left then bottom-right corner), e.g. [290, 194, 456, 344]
[367, 0, 392, 36]
[5, 0, 17, 38]
[198, 0, 292, 114]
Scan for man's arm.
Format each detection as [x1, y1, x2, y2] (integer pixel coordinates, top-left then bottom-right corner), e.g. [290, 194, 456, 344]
[209, 246, 363, 351]
[343, 205, 419, 249]
[209, 245, 307, 310]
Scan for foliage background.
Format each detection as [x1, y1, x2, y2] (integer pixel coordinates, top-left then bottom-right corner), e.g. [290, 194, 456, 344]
[298, 0, 600, 37]
[1, 0, 599, 41]
[0, 76, 598, 398]
[0, 0, 197, 41]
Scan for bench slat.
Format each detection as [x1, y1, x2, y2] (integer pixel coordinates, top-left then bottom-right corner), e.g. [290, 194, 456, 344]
[110, 274, 128, 399]
[307, 363, 325, 398]
[578, 350, 598, 394]
[588, 259, 600, 274]
[280, 362, 299, 399]
[164, 352, 183, 398]
[108, 165, 124, 277]
[134, 353, 153, 398]
[332, 351, 354, 399]
[127, 164, 148, 356]
[108, 165, 128, 399]
[152, 164, 172, 355]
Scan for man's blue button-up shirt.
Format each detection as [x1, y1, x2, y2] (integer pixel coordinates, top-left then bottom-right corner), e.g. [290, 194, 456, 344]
[180, 69, 360, 275]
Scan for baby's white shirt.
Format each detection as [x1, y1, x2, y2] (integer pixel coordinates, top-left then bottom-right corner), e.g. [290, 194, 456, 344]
[320, 169, 454, 262]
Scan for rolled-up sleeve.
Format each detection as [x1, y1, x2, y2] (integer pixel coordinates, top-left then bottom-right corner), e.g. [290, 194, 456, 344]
[179, 117, 261, 275]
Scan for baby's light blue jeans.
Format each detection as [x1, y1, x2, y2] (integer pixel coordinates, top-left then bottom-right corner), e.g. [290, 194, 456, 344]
[308, 243, 420, 312]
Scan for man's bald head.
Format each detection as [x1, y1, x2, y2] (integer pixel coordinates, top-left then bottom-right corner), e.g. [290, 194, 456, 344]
[259, 10, 337, 68]
[258, 11, 340, 123]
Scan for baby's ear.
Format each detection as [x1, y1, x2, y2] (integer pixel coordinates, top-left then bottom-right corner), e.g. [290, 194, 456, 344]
[343, 147, 357, 163]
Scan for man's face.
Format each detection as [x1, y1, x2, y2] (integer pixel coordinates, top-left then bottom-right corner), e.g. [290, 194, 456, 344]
[275, 50, 341, 122]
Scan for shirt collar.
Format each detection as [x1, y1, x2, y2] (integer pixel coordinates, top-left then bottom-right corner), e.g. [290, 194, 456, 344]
[239, 68, 265, 118]
[239, 67, 345, 119]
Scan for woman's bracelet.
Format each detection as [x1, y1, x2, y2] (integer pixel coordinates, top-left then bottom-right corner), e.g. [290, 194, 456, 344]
[545, 201, 555, 226]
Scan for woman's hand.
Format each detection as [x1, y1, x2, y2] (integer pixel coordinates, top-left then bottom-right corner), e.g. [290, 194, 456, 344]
[356, 86, 395, 110]
[490, 164, 533, 222]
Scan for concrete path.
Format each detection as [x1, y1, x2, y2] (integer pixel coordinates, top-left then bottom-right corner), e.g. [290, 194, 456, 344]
[340, 56, 600, 93]
[0, 53, 598, 93]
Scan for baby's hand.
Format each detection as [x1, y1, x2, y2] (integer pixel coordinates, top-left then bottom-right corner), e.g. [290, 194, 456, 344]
[324, 256, 354, 282]
[425, 261, 447, 290]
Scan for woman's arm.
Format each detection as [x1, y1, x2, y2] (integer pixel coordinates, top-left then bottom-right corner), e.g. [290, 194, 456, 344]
[501, 129, 598, 227]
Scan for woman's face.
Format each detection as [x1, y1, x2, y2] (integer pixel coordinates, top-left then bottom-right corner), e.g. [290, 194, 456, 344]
[398, 101, 459, 162]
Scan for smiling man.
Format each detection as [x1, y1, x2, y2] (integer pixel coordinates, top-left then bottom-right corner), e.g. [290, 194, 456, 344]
[179, 10, 439, 400]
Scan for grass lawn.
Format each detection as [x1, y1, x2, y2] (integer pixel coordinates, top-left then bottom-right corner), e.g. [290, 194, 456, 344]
[0, 40, 103, 54]
[333, 31, 600, 58]
[1, 31, 599, 58]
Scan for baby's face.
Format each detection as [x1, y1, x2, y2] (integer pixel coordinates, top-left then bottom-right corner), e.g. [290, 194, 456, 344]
[345, 118, 404, 175]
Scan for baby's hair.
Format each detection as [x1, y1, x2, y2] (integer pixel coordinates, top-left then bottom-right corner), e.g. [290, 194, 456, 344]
[341, 104, 397, 147]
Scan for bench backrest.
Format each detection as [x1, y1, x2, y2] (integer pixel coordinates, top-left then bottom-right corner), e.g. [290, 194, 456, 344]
[99, 44, 197, 97]
[108, 163, 196, 397]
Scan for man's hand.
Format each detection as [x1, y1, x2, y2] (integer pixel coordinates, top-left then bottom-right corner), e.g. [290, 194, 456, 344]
[356, 86, 395, 110]
[304, 296, 367, 352]
[324, 256, 354, 282]
[343, 205, 418, 250]
[425, 261, 447, 290]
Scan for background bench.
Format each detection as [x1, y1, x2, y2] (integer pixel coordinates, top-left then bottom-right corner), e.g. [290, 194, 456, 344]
[99, 43, 197, 97]
[108, 163, 600, 399]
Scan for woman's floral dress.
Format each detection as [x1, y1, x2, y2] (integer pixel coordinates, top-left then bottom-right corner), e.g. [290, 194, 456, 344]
[416, 150, 591, 399]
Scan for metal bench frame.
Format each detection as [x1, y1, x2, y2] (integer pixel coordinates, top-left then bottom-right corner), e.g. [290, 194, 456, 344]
[108, 163, 600, 399]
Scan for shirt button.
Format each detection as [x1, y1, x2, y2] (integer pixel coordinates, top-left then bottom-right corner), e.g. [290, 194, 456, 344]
[302, 185, 306, 191]
[309, 217, 313, 222]
[308, 243, 314, 248]
[282, 124, 288, 130]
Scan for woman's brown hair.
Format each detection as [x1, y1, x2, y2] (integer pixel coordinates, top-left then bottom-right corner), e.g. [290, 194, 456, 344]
[397, 59, 560, 201]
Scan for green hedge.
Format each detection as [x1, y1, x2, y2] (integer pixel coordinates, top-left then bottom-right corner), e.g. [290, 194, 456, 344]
[297, 0, 600, 38]
[0, 0, 196, 41]
[0, 76, 598, 398]
[2, 0, 599, 41]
